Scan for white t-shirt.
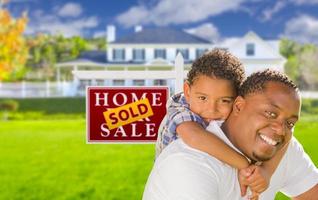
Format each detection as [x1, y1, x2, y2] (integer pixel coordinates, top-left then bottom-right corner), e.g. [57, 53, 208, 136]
[143, 121, 318, 200]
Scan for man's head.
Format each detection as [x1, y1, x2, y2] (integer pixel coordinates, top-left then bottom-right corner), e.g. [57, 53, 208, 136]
[224, 69, 301, 162]
[184, 49, 245, 122]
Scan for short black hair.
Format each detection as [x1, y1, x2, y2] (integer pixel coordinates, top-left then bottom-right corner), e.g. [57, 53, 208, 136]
[239, 69, 298, 97]
[187, 48, 245, 93]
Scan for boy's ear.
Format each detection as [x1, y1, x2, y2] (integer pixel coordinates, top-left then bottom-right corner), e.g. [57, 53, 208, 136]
[233, 96, 245, 115]
[183, 82, 190, 102]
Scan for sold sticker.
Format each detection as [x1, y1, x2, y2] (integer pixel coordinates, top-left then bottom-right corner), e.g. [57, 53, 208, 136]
[103, 98, 154, 130]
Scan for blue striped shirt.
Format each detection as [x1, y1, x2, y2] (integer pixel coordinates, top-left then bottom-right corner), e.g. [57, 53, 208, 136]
[155, 92, 207, 158]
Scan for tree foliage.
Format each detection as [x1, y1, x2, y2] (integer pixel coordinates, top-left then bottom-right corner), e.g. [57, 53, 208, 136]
[26, 34, 89, 80]
[0, 1, 28, 81]
[280, 38, 318, 90]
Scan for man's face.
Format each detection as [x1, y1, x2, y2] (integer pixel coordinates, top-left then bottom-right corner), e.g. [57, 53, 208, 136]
[231, 82, 300, 162]
[184, 75, 236, 123]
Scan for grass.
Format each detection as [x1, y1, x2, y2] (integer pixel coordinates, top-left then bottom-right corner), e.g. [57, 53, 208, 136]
[0, 120, 154, 200]
[0, 118, 317, 200]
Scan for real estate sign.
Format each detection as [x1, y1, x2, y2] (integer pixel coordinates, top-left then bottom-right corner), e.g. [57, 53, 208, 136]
[87, 87, 168, 143]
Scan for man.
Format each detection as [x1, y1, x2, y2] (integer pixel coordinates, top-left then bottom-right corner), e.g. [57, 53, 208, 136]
[143, 70, 318, 200]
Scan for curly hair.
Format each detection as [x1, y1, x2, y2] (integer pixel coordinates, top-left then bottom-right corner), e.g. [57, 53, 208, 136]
[187, 48, 245, 93]
[239, 69, 298, 97]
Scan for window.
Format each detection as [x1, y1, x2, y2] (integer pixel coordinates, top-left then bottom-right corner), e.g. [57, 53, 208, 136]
[133, 49, 145, 61]
[133, 80, 145, 86]
[96, 80, 105, 86]
[113, 49, 125, 61]
[113, 79, 125, 86]
[79, 80, 91, 90]
[246, 43, 255, 56]
[196, 48, 208, 58]
[176, 48, 189, 60]
[154, 79, 167, 86]
[154, 49, 166, 59]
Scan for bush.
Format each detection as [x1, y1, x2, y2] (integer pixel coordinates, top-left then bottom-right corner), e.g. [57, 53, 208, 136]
[0, 97, 86, 120]
[0, 99, 19, 112]
[301, 99, 318, 115]
[0, 97, 85, 114]
[0, 99, 19, 120]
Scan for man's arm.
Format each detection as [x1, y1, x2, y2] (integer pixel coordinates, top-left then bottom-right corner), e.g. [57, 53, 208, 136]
[177, 121, 249, 169]
[280, 137, 318, 198]
[292, 184, 318, 200]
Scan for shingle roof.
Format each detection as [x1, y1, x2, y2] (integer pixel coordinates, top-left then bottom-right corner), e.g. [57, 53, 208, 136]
[78, 50, 107, 63]
[112, 28, 212, 44]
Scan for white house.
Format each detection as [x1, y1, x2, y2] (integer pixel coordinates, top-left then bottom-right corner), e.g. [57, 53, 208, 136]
[216, 31, 286, 75]
[106, 25, 212, 65]
[57, 26, 286, 95]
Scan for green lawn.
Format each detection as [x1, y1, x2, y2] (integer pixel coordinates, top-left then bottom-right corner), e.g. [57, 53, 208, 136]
[0, 119, 317, 200]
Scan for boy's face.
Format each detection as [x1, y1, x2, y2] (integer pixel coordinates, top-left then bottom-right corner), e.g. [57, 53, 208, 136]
[184, 75, 236, 123]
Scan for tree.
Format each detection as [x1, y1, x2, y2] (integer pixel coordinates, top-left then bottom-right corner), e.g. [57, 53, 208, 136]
[284, 55, 300, 85]
[298, 47, 318, 90]
[280, 38, 318, 90]
[280, 38, 301, 58]
[26, 34, 89, 80]
[0, 0, 28, 81]
[87, 37, 107, 50]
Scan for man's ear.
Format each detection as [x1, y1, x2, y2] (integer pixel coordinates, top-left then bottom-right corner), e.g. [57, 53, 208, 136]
[183, 82, 190, 102]
[233, 96, 245, 115]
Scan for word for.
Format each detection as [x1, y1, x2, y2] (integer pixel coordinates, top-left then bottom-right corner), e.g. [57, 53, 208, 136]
[103, 98, 153, 130]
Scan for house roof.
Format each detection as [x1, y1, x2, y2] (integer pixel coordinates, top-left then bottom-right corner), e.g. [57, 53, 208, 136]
[112, 28, 212, 44]
[56, 50, 107, 67]
[78, 50, 107, 63]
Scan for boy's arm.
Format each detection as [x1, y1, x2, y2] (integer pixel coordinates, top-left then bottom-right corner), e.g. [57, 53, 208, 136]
[165, 93, 248, 169]
[239, 141, 290, 196]
[177, 121, 249, 169]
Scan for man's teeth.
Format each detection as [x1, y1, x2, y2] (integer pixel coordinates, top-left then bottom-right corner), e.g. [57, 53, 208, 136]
[260, 134, 278, 146]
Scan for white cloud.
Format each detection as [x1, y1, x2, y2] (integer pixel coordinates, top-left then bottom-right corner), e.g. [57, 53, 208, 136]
[116, 6, 149, 27]
[93, 31, 106, 38]
[116, 0, 246, 27]
[9, 0, 36, 2]
[26, 8, 98, 37]
[185, 23, 220, 42]
[282, 14, 318, 44]
[260, 1, 287, 22]
[293, 0, 318, 5]
[57, 2, 83, 17]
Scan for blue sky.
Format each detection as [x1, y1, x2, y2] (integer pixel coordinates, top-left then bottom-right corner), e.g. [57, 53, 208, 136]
[6, 0, 318, 44]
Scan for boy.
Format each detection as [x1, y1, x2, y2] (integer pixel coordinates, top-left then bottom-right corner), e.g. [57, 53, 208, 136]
[155, 49, 287, 199]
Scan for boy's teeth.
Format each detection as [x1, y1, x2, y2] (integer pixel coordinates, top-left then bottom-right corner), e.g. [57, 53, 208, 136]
[260, 134, 278, 146]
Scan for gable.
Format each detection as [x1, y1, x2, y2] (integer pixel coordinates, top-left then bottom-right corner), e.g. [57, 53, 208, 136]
[223, 32, 284, 60]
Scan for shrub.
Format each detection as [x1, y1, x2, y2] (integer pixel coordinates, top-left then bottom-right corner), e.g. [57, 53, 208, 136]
[0, 99, 19, 112]
[301, 99, 318, 115]
[0, 99, 19, 120]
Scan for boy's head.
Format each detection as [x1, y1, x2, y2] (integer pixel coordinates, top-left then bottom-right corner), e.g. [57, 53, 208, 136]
[184, 48, 245, 122]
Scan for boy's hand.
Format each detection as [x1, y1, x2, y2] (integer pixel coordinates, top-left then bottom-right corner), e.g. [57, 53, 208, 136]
[238, 166, 253, 196]
[247, 191, 259, 200]
[246, 165, 270, 193]
[238, 165, 270, 197]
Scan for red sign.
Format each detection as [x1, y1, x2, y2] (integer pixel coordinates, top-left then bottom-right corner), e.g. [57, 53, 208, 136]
[86, 86, 169, 143]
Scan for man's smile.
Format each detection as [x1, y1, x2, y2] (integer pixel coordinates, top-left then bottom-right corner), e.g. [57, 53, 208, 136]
[258, 134, 281, 146]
